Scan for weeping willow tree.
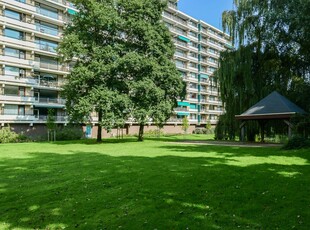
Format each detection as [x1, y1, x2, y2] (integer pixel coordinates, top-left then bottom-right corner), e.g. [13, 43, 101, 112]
[216, 0, 310, 141]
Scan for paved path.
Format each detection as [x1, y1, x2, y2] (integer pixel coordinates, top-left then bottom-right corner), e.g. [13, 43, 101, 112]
[170, 140, 283, 148]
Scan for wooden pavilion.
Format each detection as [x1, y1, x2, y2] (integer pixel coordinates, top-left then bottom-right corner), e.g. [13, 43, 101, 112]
[235, 91, 306, 142]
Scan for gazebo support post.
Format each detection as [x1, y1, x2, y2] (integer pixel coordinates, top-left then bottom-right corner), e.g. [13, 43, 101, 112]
[284, 120, 293, 138]
[240, 121, 246, 142]
[258, 120, 267, 143]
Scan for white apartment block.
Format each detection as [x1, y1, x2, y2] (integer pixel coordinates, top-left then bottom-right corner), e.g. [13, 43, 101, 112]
[0, 0, 231, 136]
[166, 0, 232, 126]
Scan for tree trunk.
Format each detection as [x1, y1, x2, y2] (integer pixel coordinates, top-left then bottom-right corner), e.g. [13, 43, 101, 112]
[138, 124, 144, 142]
[97, 110, 103, 142]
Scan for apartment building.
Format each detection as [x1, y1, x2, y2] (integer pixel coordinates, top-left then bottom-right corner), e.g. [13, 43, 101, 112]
[165, 0, 232, 126]
[0, 0, 231, 136]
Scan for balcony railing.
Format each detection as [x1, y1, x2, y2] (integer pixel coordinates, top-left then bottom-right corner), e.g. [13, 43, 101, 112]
[36, 43, 57, 53]
[168, 2, 177, 9]
[0, 111, 33, 116]
[36, 8, 59, 20]
[167, 118, 183, 122]
[36, 26, 60, 37]
[175, 107, 188, 112]
[35, 97, 66, 105]
[37, 115, 67, 121]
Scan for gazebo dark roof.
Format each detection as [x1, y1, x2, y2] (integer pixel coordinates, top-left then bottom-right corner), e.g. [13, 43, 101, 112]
[235, 91, 306, 120]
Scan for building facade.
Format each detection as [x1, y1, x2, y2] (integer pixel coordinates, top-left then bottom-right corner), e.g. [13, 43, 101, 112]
[0, 0, 231, 137]
[165, 0, 232, 126]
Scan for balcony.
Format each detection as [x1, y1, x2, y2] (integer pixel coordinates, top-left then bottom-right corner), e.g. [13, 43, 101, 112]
[35, 43, 58, 53]
[34, 97, 66, 108]
[0, 114, 36, 122]
[0, 55, 32, 68]
[174, 39, 188, 49]
[2, 0, 36, 13]
[35, 115, 68, 122]
[162, 12, 188, 29]
[187, 87, 198, 93]
[35, 79, 62, 89]
[0, 36, 36, 49]
[167, 118, 183, 123]
[174, 107, 188, 112]
[0, 74, 37, 85]
[187, 97, 198, 102]
[0, 94, 35, 103]
[32, 61, 70, 74]
[167, 2, 177, 10]
[35, 97, 65, 104]
[36, 26, 61, 37]
[0, 16, 35, 31]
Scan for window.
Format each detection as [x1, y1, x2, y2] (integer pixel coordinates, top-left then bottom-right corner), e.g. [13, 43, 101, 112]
[34, 71, 58, 86]
[35, 56, 58, 70]
[189, 31, 197, 37]
[189, 83, 197, 89]
[35, 20, 58, 36]
[190, 72, 197, 78]
[209, 105, 216, 110]
[3, 105, 18, 115]
[4, 86, 19, 96]
[189, 93, 197, 99]
[175, 49, 186, 57]
[15, 0, 26, 3]
[4, 47, 25, 59]
[190, 114, 197, 119]
[4, 9, 22, 20]
[189, 41, 198, 48]
[35, 38, 58, 53]
[179, 71, 186, 78]
[175, 27, 186, 36]
[189, 21, 197, 28]
[208, 57, 217, 63]
[175, 60, 186, 68]
[208, 28, 216, 34]
[208, 67, 216, 73]
[36, 3, 58, 19]
[189, 62, 197, 68]
[4, 28, 24, 40]
[18, 105, 25, 115]
[4, 66, 26, 77]
[189, 52, 197, 58]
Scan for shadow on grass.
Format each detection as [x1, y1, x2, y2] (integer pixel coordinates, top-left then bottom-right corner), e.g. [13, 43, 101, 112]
[44, 137, 140, 145]
[0, 147, 309, 229]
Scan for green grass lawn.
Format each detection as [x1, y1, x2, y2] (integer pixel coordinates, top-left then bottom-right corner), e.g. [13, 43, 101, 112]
[0, 136, 309, 229]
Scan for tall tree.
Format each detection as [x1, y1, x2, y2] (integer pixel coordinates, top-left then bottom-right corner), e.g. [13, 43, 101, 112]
[60, 0, 185, 142]
[216, 0, 310, 140]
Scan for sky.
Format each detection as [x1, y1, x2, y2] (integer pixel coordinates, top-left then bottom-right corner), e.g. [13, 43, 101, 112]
[177, 0, 234, 30]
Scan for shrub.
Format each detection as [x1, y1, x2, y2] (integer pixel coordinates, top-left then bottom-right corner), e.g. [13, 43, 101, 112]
[193, 128, 203, 134]
[56, 126, 84, 141]
[144, 129, 164, 137]
[0, 127, 19, 143]
[193, 128, 214, 135]
[17, 133, 29, 142]
[283, 136, 310, 150]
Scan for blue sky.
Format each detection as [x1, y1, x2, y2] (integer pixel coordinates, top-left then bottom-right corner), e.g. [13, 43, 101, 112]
[177, 0, 234, 30]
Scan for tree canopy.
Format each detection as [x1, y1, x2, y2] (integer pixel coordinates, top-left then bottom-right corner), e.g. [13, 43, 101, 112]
[216, 0, 310, 140]
[60, 0, 185, 141]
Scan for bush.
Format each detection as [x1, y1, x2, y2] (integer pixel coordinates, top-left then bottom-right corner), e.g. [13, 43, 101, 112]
[192, 128, 214, 135]
[0, 127, 19, 143]
[283, 136, 310, 150]
[56, 126, 84, 141]
[144, 129, 164, 137]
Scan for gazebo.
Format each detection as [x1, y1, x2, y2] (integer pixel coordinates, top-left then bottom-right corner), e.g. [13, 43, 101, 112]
[235, 91, 306, 142]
